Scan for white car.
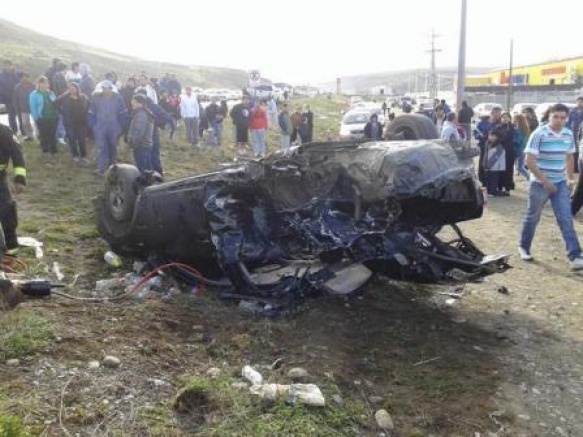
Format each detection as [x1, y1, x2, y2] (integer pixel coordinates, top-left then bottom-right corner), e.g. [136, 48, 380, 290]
[511, 103, 537, 114]
[473, 102, 502, 118]
[339, 109, 384, 139]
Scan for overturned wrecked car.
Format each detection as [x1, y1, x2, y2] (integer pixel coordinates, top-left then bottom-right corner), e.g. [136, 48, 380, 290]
[95, 115, 508, 304]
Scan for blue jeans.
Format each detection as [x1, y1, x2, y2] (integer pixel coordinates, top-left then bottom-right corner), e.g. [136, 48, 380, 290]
[133, 147, 152, 173]
[520, 181, 582, 260]
[486, 171, 502, 195]
[56, 114, 66, 141]
[95, 127, 119, 173]
[150, 128, 163, 175]
[251, 129, 266, 156]
[515, 154, 528, 179]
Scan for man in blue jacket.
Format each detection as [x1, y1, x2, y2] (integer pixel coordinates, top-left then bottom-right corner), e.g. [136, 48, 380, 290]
[0, 60, 21, 135]
[87, 81, 129, 176]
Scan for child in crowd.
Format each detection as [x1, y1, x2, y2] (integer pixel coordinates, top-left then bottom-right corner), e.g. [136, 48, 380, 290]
[484, 128, 507, 197]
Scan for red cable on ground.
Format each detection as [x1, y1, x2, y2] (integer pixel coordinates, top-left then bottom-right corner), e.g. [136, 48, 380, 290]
[127, 262, 208, 296]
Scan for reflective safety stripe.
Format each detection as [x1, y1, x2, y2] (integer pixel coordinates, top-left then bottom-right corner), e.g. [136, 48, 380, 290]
[13, 167, 26, 178]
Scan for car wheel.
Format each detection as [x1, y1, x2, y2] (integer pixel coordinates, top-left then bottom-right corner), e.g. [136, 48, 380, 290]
[104, 164, 140, 222]
[385, 114, 439, 140]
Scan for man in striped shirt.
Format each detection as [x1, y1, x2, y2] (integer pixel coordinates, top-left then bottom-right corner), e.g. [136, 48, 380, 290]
[518, 103, 583, 270]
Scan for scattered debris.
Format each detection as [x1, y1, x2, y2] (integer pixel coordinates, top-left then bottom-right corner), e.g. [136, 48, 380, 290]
[17, 236, 43, 259]
[87, 360, 100, 370]
[445, 298, 458, 307]
[413, 356, 442, 366]
[52, 262, 64, 281]
[104, 250, 122, 268]
[102, 356, 121, 369]
[250, 383, 325, 407]
[6, 358, 20, 367]
[369, 396, 384, 404]
[206, 367, 221, 379]
[242, 365, 263, 386]
[287, 367, 309, 382]
[375, 409, 395, 430]
[497, 286, 510, 295]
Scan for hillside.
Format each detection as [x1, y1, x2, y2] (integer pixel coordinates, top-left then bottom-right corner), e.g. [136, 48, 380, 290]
[322, 67, 491, 95]
[0, 19, 248, 88]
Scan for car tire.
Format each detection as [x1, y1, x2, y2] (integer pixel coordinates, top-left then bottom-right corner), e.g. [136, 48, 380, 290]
[94, 164, 141, 256]
[385, 114, 439, 140]
[104, 164, 140, 222]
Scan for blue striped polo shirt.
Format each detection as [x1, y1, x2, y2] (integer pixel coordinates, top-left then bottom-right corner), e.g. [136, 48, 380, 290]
[524, 124, 575, 183]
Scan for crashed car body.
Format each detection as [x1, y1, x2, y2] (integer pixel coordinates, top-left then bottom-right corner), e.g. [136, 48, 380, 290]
[96, 115, 507, 299]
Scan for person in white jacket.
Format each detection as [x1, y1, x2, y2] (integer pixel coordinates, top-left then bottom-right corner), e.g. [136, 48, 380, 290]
[180, 87, 200, 146]
[440, 112, 460, 142]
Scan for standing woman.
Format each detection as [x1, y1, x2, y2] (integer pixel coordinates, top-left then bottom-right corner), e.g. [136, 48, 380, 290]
[522, 107, 539, 133]
[513, 113, 530, 180]
[56, 82, 89, 163]
[29, 76, 58, 156]
[497, 112, 515, 194]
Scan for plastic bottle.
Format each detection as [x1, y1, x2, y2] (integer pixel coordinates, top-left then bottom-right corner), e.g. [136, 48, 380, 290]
[104, 251, 122, 268]
[242, 365, 263, 386]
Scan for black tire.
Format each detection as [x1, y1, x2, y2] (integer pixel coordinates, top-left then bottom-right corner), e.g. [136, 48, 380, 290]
[385, 114, 439, 140]
[104, 164, 140, 222]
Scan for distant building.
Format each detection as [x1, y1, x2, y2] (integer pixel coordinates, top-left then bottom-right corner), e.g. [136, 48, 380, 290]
[460, 56, 583, 90]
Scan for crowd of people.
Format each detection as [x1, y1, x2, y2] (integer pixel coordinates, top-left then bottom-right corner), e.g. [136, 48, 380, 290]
[0, 58, 317, 177]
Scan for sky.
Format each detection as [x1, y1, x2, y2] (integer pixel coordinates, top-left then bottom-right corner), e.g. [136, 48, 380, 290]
[1, 0, 582, 85]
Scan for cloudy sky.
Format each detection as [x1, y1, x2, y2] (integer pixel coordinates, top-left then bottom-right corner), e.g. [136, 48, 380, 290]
[1, 0, 582, 84]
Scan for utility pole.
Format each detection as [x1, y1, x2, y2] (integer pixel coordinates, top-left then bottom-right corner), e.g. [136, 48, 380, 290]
[428, 29, 442, 100]
[506, 39, 514, 111]
[455, 0, 467, 110]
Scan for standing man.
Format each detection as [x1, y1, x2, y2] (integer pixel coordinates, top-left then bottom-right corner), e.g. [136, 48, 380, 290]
[440, 112, 460, 142]
[230, 94, 251, 158]
[180, 86, 200, 147]
[12, 73, 34, 141]
[567, 96, 583, 172]
[87, 81, 129, 176]
[0, 123, 26, 257]
[518, 103, 583, 269]
[278, 103, 293, 153]
[0, 60, 21, 135]
[457, 100, 474, 142]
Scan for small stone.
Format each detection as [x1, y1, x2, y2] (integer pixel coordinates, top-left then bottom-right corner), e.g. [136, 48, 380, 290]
[102, 356, 121, 369]
[151, 379, 168, 387]
[517, 414, 530, 421]
[192, 325, 205, 331]
[102, 399, 109, 405]
[532, 388, 541, 395]
[331, 394, 343, 406]
[445, 298, 458, 307]
[32, 381, 40, 387]
[287, 367, 309, 381]
[473, 346, 485, 352]
[375, 409, 394, 430]
[206, 367, 221, 379]
[231, 382, 248, 390]
[87, 360, 100, 370]
[6, 359, 20, 367]
[369, 395, 384, 404]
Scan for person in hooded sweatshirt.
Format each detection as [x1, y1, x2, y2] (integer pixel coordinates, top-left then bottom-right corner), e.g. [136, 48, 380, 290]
[126, 94, 154, 173]
[56, 82, 89, 162]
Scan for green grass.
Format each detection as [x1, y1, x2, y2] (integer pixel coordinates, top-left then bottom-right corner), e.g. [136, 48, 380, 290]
[138, 374, 368, 436]
[0, 312, 54, 360]
[0, 415, 28, 437]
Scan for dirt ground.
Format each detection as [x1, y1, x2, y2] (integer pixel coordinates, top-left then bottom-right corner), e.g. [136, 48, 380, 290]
[2, 99, 583, 436]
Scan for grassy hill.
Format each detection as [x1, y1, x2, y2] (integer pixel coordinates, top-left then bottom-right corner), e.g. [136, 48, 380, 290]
[0, 19, 248, 88]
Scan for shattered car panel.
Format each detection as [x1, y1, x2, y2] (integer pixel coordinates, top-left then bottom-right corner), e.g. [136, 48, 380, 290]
[96, 137, 508, 300]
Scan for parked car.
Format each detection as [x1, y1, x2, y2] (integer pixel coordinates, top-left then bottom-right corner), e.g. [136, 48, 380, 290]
[473, 102, 502, 118]
[96, 114, 508, 300]
[339, 108, 385, 139]
[511, 103, 537, 114]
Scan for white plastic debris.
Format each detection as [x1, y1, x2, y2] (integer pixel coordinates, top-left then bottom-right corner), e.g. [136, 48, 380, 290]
[250, 383, 325, 407]
[17, 237, 43, 259]
[242, 365, 263, 386]
[52, 262, 64, 281]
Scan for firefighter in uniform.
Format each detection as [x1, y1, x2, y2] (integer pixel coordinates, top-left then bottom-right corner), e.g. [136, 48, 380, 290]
[0, 123, 26, 259]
